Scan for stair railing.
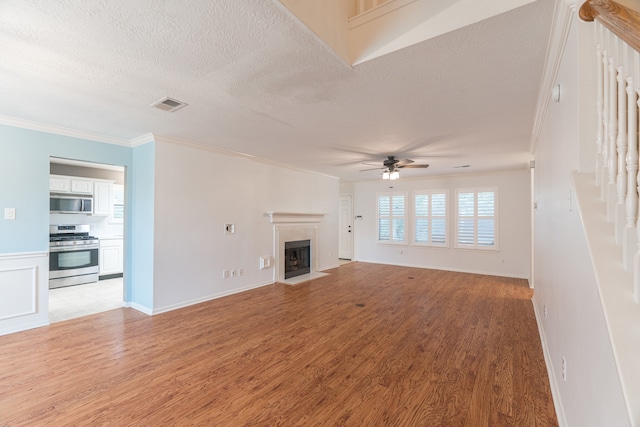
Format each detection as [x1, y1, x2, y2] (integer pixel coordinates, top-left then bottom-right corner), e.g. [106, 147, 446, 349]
[581, 0, 640, 302]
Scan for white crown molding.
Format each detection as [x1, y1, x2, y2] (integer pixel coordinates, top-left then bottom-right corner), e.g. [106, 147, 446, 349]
[0, 115, 131, 146]
[153, 134, 339, 180]
[349, 0, 419, 29]
[129, 133, 155, 147]
[530, 0, 576, 152]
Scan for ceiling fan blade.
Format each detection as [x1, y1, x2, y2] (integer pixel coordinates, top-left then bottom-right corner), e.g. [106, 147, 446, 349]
[394, 159, 415, 167]
[398, 164, 430, 169]
[360, 167, 386, 172]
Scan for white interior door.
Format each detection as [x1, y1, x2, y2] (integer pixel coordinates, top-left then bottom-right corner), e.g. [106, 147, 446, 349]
[339, 195, 354, 259]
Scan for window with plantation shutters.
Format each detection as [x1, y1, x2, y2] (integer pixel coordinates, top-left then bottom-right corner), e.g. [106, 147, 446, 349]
[414, 191, 448, 247]
[377, 192, 406, 244]
[455, 188, 497, 250]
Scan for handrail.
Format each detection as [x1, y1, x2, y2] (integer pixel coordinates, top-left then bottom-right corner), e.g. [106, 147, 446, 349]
[579, 0, 640, 52]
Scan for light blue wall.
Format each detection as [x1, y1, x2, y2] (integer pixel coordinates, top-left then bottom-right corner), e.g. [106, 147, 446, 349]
[130, 143, 155, 310]
[0, 124, 155, 311]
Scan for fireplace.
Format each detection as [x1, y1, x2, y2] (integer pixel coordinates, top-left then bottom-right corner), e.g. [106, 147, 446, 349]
[284, 240, 311, 279]
[266, 212, 327, 284]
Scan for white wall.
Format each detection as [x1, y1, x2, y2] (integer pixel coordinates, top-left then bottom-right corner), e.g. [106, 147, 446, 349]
[151, 139, 339, 312]
[351, 169, 531, 279]
[532, 11, 630, 426]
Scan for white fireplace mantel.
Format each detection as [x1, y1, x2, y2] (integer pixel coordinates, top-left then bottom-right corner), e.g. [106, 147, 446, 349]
[264, 212, 326, 224]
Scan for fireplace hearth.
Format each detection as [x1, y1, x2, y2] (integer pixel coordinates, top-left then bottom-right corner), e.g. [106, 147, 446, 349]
[284, 240, 311, 279]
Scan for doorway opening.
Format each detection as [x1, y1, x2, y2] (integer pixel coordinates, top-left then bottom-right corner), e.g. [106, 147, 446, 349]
[48, 157, 126, 323]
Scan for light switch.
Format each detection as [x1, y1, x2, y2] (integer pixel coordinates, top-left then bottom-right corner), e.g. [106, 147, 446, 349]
[4, 208, 15, 220]
[224, 223, 235, 234]
[260, 256, 271, 270]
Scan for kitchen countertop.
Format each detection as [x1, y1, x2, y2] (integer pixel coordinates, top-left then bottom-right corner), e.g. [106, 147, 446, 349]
[96, 235, 124, 240]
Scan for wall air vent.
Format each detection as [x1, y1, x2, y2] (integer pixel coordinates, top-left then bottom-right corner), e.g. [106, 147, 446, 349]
[150, 97, 188, 112]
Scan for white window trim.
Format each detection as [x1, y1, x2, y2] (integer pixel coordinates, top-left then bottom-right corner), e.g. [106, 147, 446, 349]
[412, 190, 449, 248]
[455, 187, 498, 251]
[109, 183, 125, 224]
[376, 191, 407, 245]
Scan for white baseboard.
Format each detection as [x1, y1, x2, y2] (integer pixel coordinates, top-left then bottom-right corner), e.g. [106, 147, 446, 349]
[0, 319, 49, 337]
[151, 280, 275, 316]
[127, 302, 152, 316]
[319, 263, 340, 271]
[353, 259, 529, 279]
[532, 296, 567, 427]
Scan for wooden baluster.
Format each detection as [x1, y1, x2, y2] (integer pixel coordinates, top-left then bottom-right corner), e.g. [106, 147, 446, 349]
[617, 66, 628, 205]
[625, 76, 638, 228]
[624, 76, 638, 271]
[358, 0, 365, 15]
[609, 57, 618, 187]
[635, 90, 640, 302]
[607, 56, 619, 223]
[602, 50, 610, 202]
[596, 43, 604, 186]
[616, 65, 628, 245]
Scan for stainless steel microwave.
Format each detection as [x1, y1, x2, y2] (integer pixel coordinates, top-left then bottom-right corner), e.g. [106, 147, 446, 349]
[50, 194, 93, 214]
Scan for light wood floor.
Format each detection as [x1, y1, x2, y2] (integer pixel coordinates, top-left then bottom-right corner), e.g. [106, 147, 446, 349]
[0, 263, 557, 426]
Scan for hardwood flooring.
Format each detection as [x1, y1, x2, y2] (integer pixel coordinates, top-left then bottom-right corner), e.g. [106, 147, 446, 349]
[0, 263, 557, 426]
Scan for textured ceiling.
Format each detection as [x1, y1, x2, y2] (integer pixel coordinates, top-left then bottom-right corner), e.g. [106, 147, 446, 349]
[0, 0, 554, 182]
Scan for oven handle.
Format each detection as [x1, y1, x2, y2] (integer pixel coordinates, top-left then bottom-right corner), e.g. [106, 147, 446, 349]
[50, 244, 99, 253]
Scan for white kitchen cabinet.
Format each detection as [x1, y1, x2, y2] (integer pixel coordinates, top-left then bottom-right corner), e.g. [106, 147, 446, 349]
[93, 180, 113, 216]
[49, 176, 70, 192]
[99, 238, 123, 276]
[70, 178, 94, 194]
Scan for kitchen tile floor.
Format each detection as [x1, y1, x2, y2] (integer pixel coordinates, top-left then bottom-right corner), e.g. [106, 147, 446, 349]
[49, 278, 123, 323]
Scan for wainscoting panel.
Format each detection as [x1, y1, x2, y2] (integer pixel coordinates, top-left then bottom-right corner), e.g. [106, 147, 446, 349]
[0, 266, 36, 320]
[0, 252, 49, 336]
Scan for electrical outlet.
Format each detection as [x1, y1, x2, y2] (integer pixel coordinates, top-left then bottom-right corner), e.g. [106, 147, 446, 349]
[222, 269, 230, 279]
[4, 208, 15, 220]
[230, 269, 237, 278]
[239, 268, 244, 276]
[544, 303, 548, 319]
[562, 356, 567, 381]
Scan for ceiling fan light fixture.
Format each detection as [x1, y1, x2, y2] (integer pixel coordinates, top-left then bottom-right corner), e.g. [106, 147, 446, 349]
[382, 170, 399, 180]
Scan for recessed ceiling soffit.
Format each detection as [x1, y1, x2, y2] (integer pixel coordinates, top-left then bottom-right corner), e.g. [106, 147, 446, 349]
[279, 0, 540, 65]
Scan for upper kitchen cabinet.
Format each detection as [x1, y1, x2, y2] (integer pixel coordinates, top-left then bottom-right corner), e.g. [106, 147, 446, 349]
[70, 178, 93, 194]
[50, 175, 93, 194]
[93, 180, 113, 216]
[49, 175, 70, 192]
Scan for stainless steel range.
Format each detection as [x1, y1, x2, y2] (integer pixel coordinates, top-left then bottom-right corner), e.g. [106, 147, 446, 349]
[49, 224, 99, 289]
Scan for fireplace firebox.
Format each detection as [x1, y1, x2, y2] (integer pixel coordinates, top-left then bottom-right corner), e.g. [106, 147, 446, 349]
[284, 240, 311, 279]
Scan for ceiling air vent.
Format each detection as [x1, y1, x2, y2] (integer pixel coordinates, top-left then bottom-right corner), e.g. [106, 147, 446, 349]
[150, 96, 188, 112]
